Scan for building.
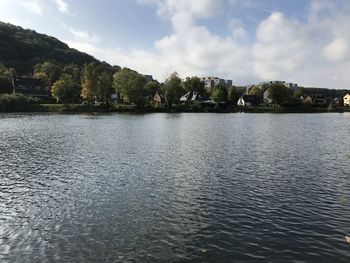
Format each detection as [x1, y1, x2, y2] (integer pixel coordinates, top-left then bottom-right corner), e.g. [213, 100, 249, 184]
[143, 75, 154, 82]
[13, 77, 50, 98]
[180, 91, 202, 102]
[110, 93, 119, 104]
[303, 95, 313, 104]
[200, 77, 232, 91]
[153, 89, 165, 105]
[237, 95, 258, 107]
[343, 93, 350, 106]
[259, 80, 299, 91]
[312, 94, 327, 106]
[263, 88, 272, 105]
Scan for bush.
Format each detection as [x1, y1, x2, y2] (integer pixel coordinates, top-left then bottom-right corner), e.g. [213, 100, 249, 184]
[0, 94, 38, 112]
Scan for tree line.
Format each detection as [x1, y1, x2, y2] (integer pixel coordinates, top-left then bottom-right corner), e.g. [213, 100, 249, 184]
[0, 61, 247, 109]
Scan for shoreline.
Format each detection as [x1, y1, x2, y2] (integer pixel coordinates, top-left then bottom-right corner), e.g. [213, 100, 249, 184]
[0, 103, 349, 114]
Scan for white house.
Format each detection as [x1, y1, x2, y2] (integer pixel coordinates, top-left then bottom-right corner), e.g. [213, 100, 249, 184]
[237, 95, 258, 107]
[344, 93, 350, 106]
[180, 91, 202, 102]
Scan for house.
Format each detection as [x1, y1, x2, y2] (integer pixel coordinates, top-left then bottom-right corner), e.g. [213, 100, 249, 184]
[110, 93, 119, 104]
[143, 75, 154, 83]
[343, 93, 350, 106]
[200, 76, 232, 91]
[303, 95, 313, 104]
[153, 89, 165, 105]
[180, 91, 202, 102]
[263, 88, 272, 105]
[312, 94, 327, 106]
[237, 95, 258, 107]
[13, 77, 50, 98]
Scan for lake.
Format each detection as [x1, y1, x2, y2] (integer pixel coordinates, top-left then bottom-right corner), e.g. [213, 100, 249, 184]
[0, 113, 350, 262]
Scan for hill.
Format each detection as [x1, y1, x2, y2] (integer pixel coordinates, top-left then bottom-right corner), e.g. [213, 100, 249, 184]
[0, 21, 103, 74]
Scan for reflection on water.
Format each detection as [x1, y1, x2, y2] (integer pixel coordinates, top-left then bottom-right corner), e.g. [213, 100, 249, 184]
[0, 113, 350, 262]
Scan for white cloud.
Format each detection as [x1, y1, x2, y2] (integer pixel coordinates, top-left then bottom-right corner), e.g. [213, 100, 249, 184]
[322, 38, 348, 62]
[23, 0, 42, 16]
[65, 0, 350, 89]
[251, 1, 350, 88]
[95, 0, 251, 82]
[253, 12, 309, 80]
[69, 28, 100, 44]
[228, 18, 247, 39]
[55, 0, 68, 13]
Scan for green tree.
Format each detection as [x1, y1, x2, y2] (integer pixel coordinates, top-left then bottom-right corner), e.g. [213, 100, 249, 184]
[98, 71, 113, 107]
[33, 72, 50, 87]
[182, 76, 206, 97]
[228, 86, 239, 105]
[293, 87, 307, 101]
[145, 81, 161, 98]
[267, 83, 290, 106]
[113, 68, 147, 108]
[164, 72, 183, 108]
[211, 85, 228, 104]
[0, 64, 13, 94]
[0, 76, 13, 94]
[81, 63, 98, 104]
[51, 74, 81, 103]
[34, 62, 62, 85]
[249, 85, 263, 104]
[63, 64, 81, 83]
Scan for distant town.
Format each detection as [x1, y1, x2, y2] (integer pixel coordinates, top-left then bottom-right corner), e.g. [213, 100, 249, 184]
[1, 62, 350, 113]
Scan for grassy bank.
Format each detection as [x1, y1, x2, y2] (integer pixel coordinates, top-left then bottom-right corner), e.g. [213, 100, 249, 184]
[1, 98, 348, 114]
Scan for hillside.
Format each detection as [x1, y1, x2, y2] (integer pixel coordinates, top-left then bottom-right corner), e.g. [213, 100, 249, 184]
[0, 22, 102, 74]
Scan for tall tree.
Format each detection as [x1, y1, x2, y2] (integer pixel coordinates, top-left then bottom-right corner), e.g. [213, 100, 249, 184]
[267, 83, 290, 106]
[182, 76, 206, 97]
[228, 86, 239, 105]
[0, 64, 13, 94]
[33, 72, 50, 87]
[249, 85, 263, 103]
[51, 74, 81, 103]
[211, 85, 228, 104]
[98, 71, 113, 107]
[113, 68, 147, 108]
[164, 72, 183, 108]
[81, 63, 98, 104]
[145, 81, 161, 99]
[34, 62, 62, 85]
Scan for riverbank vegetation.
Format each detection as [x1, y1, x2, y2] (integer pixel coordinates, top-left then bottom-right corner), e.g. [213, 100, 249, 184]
[1, 22, 350, 113]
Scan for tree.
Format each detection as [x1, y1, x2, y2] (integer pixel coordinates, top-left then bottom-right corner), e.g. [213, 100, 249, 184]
[0, 76, 13, 94]
[145, 81, 161, 98]
[248, 85, 263, 104]
[33, 72, 50, 87]
[211, 85, 228, 104]
[164, 72, 183, 108]
[0, 64, 13, 94]
[98, 71, 113, 107]
[182, 76, 206, 97]
[81, 63, 98, 104]
[267, 83, 290, 106]
[51, 74, 81, 103]
[228, 86, 239, 105]
[293, 87, 307, 101]
[34, 62, 62, 85]
[113, 68, 147, 108]
[63, 64, 81, 83]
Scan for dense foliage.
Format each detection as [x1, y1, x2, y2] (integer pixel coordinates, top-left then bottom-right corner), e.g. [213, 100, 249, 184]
[0, 94, 38, 111]
[0, 22, 99, 75]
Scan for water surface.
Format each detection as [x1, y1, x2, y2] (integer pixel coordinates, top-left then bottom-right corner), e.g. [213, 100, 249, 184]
[0, 113, 350, 262]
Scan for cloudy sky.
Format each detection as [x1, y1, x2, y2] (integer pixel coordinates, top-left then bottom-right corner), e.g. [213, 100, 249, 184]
[0, 0, 349, 88]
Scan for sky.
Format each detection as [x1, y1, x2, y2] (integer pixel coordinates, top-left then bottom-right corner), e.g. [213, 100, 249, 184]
[0, 0, 350, 89]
